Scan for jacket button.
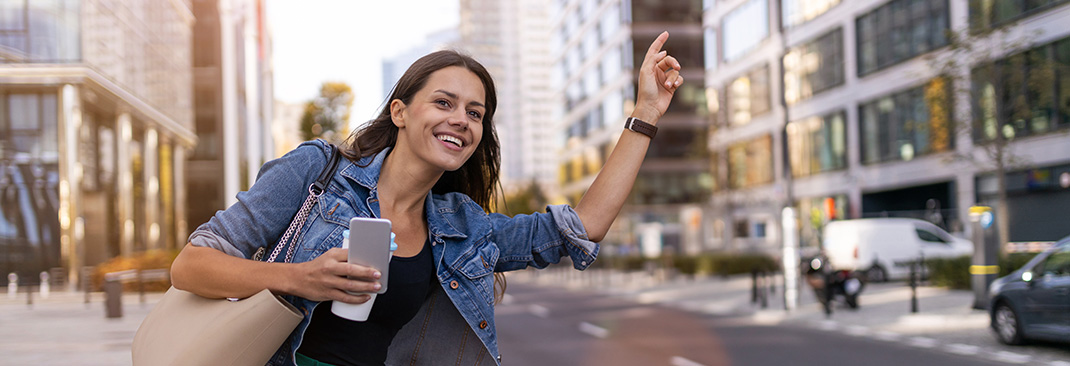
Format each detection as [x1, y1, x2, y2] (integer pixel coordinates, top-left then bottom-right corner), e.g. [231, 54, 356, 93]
[479, 320, 488, 329]
[449, 280, 459, 289]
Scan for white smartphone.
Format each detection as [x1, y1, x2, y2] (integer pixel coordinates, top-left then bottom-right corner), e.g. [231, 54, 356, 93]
[347, 217, 392, 294]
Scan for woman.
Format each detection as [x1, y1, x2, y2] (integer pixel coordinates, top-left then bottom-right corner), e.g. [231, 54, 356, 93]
[170, 32, 683, 366]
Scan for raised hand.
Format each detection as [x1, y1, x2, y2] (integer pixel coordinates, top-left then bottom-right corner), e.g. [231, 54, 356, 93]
[633, 31, 683, 123]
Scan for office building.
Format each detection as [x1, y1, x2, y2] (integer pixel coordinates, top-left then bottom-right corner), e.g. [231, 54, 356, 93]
[705, 0, 1070, 254]
[0, 0, 196, 284]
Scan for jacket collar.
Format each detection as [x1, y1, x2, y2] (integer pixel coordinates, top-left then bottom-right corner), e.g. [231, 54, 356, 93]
[340, 147, 468, 240]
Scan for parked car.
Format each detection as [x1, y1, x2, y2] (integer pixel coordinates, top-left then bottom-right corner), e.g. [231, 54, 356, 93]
[988, 236, 1070, 345]
[822, 218, 973, 282]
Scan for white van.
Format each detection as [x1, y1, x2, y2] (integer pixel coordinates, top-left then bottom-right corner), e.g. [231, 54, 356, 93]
[822, 218, 974, 282]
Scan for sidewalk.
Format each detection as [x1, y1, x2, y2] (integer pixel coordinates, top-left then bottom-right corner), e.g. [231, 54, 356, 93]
[0, 289, 163, 366]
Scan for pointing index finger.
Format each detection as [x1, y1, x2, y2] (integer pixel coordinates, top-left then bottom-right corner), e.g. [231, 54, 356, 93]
[645, 31, 669, 63]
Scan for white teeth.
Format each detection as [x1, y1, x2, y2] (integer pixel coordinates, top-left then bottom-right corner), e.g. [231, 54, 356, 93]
[437, 134, 463, 147]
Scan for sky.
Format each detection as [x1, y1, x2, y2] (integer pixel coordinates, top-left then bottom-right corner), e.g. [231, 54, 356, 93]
[266, 0, 460, 128]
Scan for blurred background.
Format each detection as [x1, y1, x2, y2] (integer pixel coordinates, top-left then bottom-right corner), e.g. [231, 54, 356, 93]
[1, 0, 1069, 299]
[6, 1, 1070, 363]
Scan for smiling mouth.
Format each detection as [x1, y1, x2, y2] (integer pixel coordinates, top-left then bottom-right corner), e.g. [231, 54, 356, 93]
[436, 134, 464, 148]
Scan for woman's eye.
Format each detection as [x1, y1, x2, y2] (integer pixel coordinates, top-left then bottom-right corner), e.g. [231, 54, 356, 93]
[468, 111, 482, 120]
[436, 100, 450, 108]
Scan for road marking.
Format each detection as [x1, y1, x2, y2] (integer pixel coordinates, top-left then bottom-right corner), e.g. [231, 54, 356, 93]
[670, 356, 706, 366]
[1049, 361, 1070, 366]
[528, 304, 549, 318]
[843, 325, 868, 336]
[578, 322, 609, 339]
[501, 294, 514, 304]
[816, 320, 838, 331]
[944, 343, 979, 355]
[992, 351, 1030, 364]
[906, 337, 937, 348]
[871, 331, 901, 342]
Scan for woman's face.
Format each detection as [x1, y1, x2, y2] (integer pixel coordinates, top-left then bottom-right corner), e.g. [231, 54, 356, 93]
[392, 66, 486, 172]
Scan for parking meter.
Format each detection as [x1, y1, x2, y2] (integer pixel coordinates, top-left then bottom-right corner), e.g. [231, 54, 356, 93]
[969, 206, 999, 309]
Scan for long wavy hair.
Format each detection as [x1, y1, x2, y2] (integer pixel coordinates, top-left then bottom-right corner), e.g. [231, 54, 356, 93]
[341, 50, 507, 302]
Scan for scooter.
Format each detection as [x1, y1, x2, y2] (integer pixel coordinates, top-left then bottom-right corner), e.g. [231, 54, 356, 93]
[804, 255, 864, 312]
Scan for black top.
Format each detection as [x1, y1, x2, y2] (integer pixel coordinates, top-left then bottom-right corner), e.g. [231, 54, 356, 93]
[298, 239, 435, 366]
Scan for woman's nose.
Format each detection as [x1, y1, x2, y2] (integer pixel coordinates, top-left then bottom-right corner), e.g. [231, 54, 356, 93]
[448, 111, 468, 130]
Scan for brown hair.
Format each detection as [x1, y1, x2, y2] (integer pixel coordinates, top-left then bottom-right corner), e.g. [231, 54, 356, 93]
[342, 50, 500, 210]
[342, 50, 507, 302]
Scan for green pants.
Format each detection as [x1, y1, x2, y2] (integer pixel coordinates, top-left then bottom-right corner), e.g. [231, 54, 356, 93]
[295, 352, 339, 366]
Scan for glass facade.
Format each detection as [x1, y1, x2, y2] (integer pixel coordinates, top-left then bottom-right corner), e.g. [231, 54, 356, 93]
[973, 37, 1070, 142]
[630, 171, 713, 205]
[781, 0, 841, 28]
[860, 78, 953, 164]
[784, 28, 844, 105]
[0, 90, 61, 276]
[969, 0, 1070, 30]
[726, 64, 771, 126]
[787, 110, 846, 177]
[722, 0, 768, 62]
[797, 194, 849, 248]
[631, 0, 702, 23]
[0, 0, 80, 62]
[857, 0, 948, 76]
[727, 134, 773, 189]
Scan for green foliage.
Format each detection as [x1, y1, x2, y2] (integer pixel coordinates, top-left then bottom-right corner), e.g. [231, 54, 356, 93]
[496, 180, 548, 216]
[301, 82, 354, 142]
[925, 253, 1043, 289]
[592, 253, 778, 277]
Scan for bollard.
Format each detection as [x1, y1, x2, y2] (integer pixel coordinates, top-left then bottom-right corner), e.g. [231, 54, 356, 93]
[7, 273, 16, 299]
[39, 271, 49, 299]
[104, 277, 122, 318]
[82, 267, 91, 306]
[751, 269, 759, 304]
[759, 271, 769, 309]
[909, 259, 919, 313]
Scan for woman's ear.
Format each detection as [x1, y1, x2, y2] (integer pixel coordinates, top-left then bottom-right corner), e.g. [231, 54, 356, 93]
[390, 99, 407, 128]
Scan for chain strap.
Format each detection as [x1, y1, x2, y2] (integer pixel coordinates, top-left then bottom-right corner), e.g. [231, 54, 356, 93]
[266, 186, 321, 263]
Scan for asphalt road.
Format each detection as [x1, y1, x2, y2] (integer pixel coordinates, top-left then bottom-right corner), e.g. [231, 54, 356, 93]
[495, 283, 1013, 366]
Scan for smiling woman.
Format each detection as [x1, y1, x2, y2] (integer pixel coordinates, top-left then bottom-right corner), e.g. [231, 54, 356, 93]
[170, 32, 684, 366]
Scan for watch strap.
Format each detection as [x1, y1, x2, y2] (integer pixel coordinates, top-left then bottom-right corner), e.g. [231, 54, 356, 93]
[624, 117, 657, 139]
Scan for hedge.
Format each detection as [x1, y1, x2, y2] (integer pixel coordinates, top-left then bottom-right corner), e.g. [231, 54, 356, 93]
[925, 253, 1040, 290]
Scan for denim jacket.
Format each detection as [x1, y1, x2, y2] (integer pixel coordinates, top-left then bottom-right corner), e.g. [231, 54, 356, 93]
[188, 139, 599, 365]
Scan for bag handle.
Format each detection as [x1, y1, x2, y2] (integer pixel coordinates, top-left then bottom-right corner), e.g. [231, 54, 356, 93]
[265, 143, 341, 264]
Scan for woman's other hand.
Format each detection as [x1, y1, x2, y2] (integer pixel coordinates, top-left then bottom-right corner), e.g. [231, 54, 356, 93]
[633, 31, 682, 123]
[291, 247, 382, 304]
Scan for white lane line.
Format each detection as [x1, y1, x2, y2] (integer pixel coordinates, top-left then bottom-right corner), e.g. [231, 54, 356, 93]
[907, 337, 938, 348]
[816, 320, 838, 331]
[944, 343, 979, 355]
[578, 322, 609, 339]
[1049, 361, 1070, 366]
[871, 331, 901, 342]
[670, 356, 706, 366]
[992, 351, 1031, 364]
[528, 304, 550, 318]
[843, 325, 868, 336]
[501, 294, 514, 304]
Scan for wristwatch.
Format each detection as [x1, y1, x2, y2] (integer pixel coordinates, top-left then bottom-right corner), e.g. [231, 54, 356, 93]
[624, 117, 657, 139]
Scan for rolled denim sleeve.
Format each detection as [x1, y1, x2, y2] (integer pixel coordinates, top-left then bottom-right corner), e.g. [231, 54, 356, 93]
[188, 141, 329, 259]
[490, 204, 599, 271]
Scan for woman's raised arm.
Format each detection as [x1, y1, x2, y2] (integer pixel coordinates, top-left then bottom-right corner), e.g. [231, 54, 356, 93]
[573, 31, 682, 242]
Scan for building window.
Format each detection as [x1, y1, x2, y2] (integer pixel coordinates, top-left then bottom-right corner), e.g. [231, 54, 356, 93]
[3, 92, 58, 158]
[704, 27, 718, 71]
[787, 110, 847, 177]
[630, 171, 713, 205]
[860, 78, 953, 165]
[647, 127, 706, 159]
[631, 0, 703, 24]
[0, 0, 80, 62]
[857, 0, 948, 76]
[969, 0, 1070, 30]
[972, 38, 1070, 143]
[781, 0, 841, 29]
[727, 134, 773, 189]
[727, 64, 771, 125]
[722, 0, 768, 62]
[784, 28, 844, 105]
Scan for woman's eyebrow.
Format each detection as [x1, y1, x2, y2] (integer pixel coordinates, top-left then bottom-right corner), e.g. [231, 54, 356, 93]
[434, 89, 485, 109]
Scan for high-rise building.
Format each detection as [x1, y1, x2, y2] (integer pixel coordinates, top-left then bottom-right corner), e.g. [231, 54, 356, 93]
[382, 29, 460, 107]
[0, 0, 196, 284]
[187, 0, 274, 233]
[551, 0, 710, 254]
[460, 0, 556, 194]
[705, 0, 1070, 254]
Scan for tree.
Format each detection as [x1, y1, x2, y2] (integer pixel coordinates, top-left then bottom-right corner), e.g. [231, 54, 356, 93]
[300, 82, 354, 143]
[496, 180, 549, 217]
[926, 23, 1063, 253]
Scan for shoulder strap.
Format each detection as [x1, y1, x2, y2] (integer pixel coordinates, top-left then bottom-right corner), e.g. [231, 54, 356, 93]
[265, 143, 342, 263]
